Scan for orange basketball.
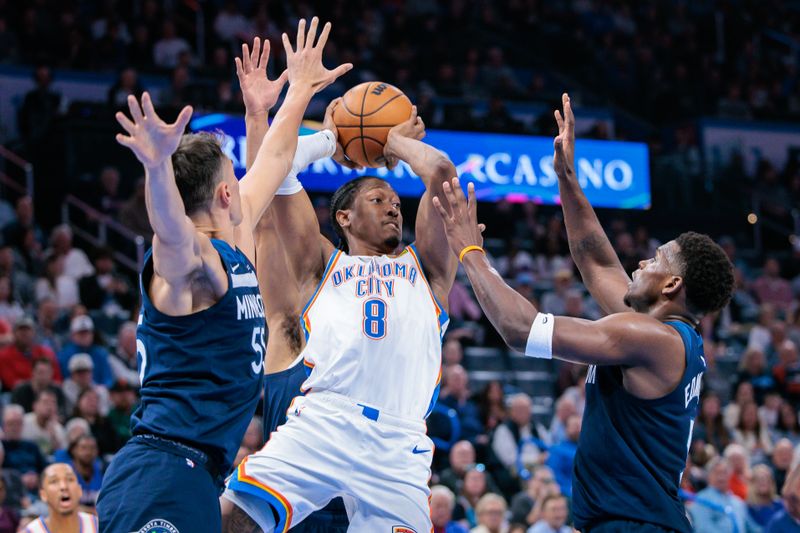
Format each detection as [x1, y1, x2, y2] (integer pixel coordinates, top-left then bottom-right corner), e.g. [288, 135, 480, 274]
[332, 82, 413, 168]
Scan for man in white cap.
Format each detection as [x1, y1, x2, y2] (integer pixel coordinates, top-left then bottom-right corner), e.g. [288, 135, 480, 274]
[62, 354, 110, 416]
[56, 316, 113, 387]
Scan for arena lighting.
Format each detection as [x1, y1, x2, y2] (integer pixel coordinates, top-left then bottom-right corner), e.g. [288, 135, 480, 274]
[747, 213, 758, 224]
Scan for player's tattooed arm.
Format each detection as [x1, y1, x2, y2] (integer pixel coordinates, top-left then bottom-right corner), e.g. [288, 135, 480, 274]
[383, 108, 459, 304]
[553, 93, 631, 315]
[222, 504, 262, 533]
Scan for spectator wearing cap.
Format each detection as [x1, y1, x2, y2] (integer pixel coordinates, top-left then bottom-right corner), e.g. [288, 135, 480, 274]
[431, 484, 469, 533]
[20, 390, 66, 457]
[765, 463, 800, 532]
[57, 315, 113, 387]
[10, 357, 67, 420]
[108, 321, 139, 387]
[62, 353, 110, 417]
[0, 316, 61, 390]
[107, 380, 136, 442]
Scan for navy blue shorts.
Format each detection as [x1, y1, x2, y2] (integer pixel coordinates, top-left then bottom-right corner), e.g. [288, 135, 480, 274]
[97, 435, 222, 533]
[584, 520, 682, 532]
[289, 500, 349, 532]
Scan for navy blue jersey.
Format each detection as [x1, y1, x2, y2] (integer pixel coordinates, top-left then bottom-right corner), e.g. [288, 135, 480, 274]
[263, 360, 349, 532]
[572, 320, 706, 532]
[131, 239, 265, 478]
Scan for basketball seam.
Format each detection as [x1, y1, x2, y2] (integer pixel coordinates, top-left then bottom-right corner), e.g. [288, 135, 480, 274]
[360, 135, 388, 163]
[360, 93, 404, 117]
[335, 125, 408, 128]
[360, 82, 370, 166]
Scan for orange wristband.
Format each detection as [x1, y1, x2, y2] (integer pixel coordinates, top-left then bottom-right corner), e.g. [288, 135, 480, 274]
[459, 245, 485, 263]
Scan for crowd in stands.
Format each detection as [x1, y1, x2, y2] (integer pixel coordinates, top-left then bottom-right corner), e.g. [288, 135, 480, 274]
[1, 0, 800, 531]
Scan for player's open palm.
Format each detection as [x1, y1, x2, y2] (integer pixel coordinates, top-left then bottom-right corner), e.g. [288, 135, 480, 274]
[553, 92, 576, 180]
[236, 37, 288, 115]
[283, 17, 352, 94]
[432, 177, 485, 258]
[115, 92, 192, 169]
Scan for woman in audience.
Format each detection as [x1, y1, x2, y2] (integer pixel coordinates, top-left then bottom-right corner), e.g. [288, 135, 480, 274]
[746, 464, 783, 528]
[454, 465, 491, 529]
[724, 381, 756, 429]
[732, 401, 773, 462]
[772, 402, 800, 446]
[34, 254, 78, 310]
[475, 381, 508, 433]
[71, 388, 121, 456]
[693, 392, 732, 454]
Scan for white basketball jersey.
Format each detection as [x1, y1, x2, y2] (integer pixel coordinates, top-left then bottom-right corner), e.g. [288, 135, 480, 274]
[24, 512, 98, 533]
[299, 245, 448, 420]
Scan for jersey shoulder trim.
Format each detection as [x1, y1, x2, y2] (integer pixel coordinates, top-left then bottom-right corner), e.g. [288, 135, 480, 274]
[300, 249, 344, 340]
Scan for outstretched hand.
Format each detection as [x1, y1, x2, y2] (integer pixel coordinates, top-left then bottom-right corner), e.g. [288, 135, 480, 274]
[236, 37, 288, 116]
[283, 17, 352, 94]
[115, 92, 192, 169]
[323, 97, 362, 170]
[431, 177, 486, 258]
[384, 105, 425, 169]
[553, 92, 576, 179]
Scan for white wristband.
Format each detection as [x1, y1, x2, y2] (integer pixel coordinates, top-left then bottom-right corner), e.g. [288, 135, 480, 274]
[525, 313, 554, 359]
[276, 130, 337, 196]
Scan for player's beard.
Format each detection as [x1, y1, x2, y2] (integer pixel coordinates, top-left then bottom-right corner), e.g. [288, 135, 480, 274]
[623, 288, 657, 313]
[384, 235, 400, 250]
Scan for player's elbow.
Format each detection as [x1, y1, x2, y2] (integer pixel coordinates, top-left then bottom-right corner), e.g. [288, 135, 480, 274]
[499, 318, 531, 354]
[432, 157, 456, 181]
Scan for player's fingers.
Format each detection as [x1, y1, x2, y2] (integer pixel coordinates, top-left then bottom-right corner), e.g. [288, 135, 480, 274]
[234, 57, 243, 78]
[305, 17, 319, 50]
[564, 93, 575, 133]
[115, 133, 134, 148]
[259, 39, 270, 71]
[467, 181, 478, 220]
[327, 97, 343, 112]
[478, 223, 486, 234]
[141, 92, 156, 121]
[275, 69, 289, 89]
[174, 105, 193, 132]
[281, 33, 293, 56]
[442, 180, 460, 214]
[316, 21, 332, 50]
[295, 18, 306, 50]
[329, 63, 353, 81]
[241, 42, 251, 72]
[127, 94, 143, 123]
[115, 111, 135, 134]
[250, 37, 261, 70]
[554, 110, 564, 133]
[408, 105, 418, 123]
[431, 196, 452, 221]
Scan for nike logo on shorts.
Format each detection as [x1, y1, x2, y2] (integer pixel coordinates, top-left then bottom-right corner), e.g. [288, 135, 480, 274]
[412, 445, 430, 454]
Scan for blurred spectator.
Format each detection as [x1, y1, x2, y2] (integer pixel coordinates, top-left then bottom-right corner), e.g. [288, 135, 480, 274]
[2, 197, 43, 252]
[1, 405, 46, 475]
[78, 247, 134, 313]
[89, 167, 125, 218]
[772, 402, 800, 446]
[0, 475, 19, 533]
[213, 1, 249, 44]
[747, 464, 783, 529]
[54, 418, 91, 463]
[724, 381, 755, 429]
[64, 435, 102, 507]
[0, 316, 62, 391]
[545, 415, 580, 498]
[128, 24, 153, 69]
[693, 392, 732, 453]
[471, 492, 508, 533]
[528, 494, 571, 533]
[760, 391, 784, 432]
[57, 315, 113, 387]
[439, 365, 485, 442]
[773, 340, 800, 405]
[748, 304, 779, 353]
[109, 321, 139, 386]
[0, 276, 23, 324]
[753, 259, 794, 313]
[732, 402, 773, 462]
[47, 226, 94, 282]
[440, 441, 500, 497]
[443, 338, 464, 367]
[107, 68, 144, 108]
[723, 444, 751, 500]
[736, 348, 776, 404]
[152, 20, 190, 69]
[118, 177, 153, 242]
[0, 319, 11, 347]
[449, 279, 483, 324]
[547, 396, 577, 446]
[20, 390, 66, 457]
[107, 380, 136, 442]
[455, 465, 491, 528]
[72, 388, 119, 456]
[17, 65, 61, 148]
[770, 439, 795, 490]
[475, 381, 507, 434]
[766, 464, 800, 532]
[62, 353, 110, 416]
[492, 394, 543, 476]
[11, 357, 67, 419]
[509, 466, 558, 526]
[431, 485, 469, 533]
[34, 298, 63, 352]
[540, 270, 574, 316]
[0, 246, 34, 306]
[34, 253, 79, 310]
[689, 458, 752, 533]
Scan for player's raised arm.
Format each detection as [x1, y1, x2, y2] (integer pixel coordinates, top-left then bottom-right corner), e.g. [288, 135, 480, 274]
[114, 93, 201, 286]
[554, 93, 632, 315]
[382, 110, 458, 303]
[238, 17, 352, 230]
[432, 178, 679, 368]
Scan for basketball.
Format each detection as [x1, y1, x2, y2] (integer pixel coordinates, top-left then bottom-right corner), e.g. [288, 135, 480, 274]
[332, 81, 413, 168]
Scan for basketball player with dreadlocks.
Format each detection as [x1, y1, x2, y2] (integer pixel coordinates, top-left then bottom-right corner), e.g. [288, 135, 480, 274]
[431, 93, 735, 533]
[221, 102, 457, 531]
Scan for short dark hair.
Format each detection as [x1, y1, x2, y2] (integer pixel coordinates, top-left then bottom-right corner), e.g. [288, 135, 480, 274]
[32, 357, 52, 369]
[171, 132, 225, 216]
[675, 232, 734, 315]
[329, 176, 384, 253]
